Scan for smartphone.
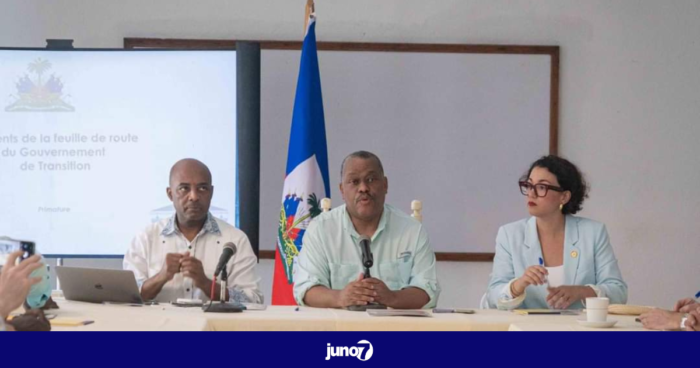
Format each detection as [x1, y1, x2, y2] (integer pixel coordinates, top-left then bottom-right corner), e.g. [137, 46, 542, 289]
[0, 237, 36, 266]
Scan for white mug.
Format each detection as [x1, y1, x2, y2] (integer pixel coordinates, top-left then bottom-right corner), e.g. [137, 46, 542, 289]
[586, 308, 608, 322]
[586, 297, 610, 309]
[586, 297, 610, 322]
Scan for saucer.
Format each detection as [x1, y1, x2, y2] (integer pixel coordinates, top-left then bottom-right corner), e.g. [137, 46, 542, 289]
[576, 318, 617, 328]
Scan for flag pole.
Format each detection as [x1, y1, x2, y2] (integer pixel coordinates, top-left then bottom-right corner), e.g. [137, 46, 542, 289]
[304, 0, 315, 33]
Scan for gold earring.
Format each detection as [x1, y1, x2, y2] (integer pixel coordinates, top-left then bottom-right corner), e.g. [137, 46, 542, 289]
[559, 203, 564, 211]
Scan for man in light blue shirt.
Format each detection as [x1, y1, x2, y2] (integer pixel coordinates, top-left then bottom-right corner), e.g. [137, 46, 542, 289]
[293, 151, 440, 309]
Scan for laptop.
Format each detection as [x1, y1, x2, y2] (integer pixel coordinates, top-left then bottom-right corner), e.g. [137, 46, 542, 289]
[56, 266, 144, 304]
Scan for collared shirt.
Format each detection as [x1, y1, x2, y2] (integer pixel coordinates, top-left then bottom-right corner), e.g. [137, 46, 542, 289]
[293, 204, 440, 308]
[123, 213, 263, 304]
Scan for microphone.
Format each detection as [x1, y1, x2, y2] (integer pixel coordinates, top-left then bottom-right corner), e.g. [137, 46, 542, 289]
[359, 236, 373, 278]
[214, 242, 237, 278]
[346, 235, 386, 311]
[203, 241, 243, 314]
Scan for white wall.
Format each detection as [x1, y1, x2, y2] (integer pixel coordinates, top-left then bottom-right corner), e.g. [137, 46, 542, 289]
[3, 0, 700, 308]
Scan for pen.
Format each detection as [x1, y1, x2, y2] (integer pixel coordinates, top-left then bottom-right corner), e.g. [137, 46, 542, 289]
[432, 308, 474, 314]
[539, 257, 549, 287]
[695, 290, 700, 299]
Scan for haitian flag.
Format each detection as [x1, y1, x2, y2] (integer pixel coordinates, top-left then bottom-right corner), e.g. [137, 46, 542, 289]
[272, 14, 331, 305]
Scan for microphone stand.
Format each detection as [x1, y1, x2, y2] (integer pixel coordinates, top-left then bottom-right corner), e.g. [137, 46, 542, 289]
[203, 268, 244, 313]
[346, 252, 387, 312]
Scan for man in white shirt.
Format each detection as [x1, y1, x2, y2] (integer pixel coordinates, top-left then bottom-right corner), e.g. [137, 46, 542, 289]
[123, 159, 263, 304]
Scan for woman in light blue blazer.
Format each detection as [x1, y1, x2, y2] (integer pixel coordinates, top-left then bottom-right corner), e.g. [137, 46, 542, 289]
[486, 155, 627, 310]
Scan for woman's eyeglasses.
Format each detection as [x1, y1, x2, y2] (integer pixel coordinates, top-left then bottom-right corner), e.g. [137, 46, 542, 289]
[518, 181, 564, 197]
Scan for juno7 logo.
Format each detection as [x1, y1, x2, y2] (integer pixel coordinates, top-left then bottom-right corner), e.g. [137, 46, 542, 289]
[325, 340, 373, 361]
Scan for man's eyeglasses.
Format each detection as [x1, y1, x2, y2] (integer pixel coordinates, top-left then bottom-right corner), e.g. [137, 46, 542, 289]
[518, 181, 564, 197]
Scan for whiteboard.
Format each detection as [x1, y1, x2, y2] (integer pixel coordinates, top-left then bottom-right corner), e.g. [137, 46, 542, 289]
[258, 44, 557, 255]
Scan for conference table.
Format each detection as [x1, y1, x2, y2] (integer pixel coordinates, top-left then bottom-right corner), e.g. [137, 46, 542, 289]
[43, 299, 647, 331]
